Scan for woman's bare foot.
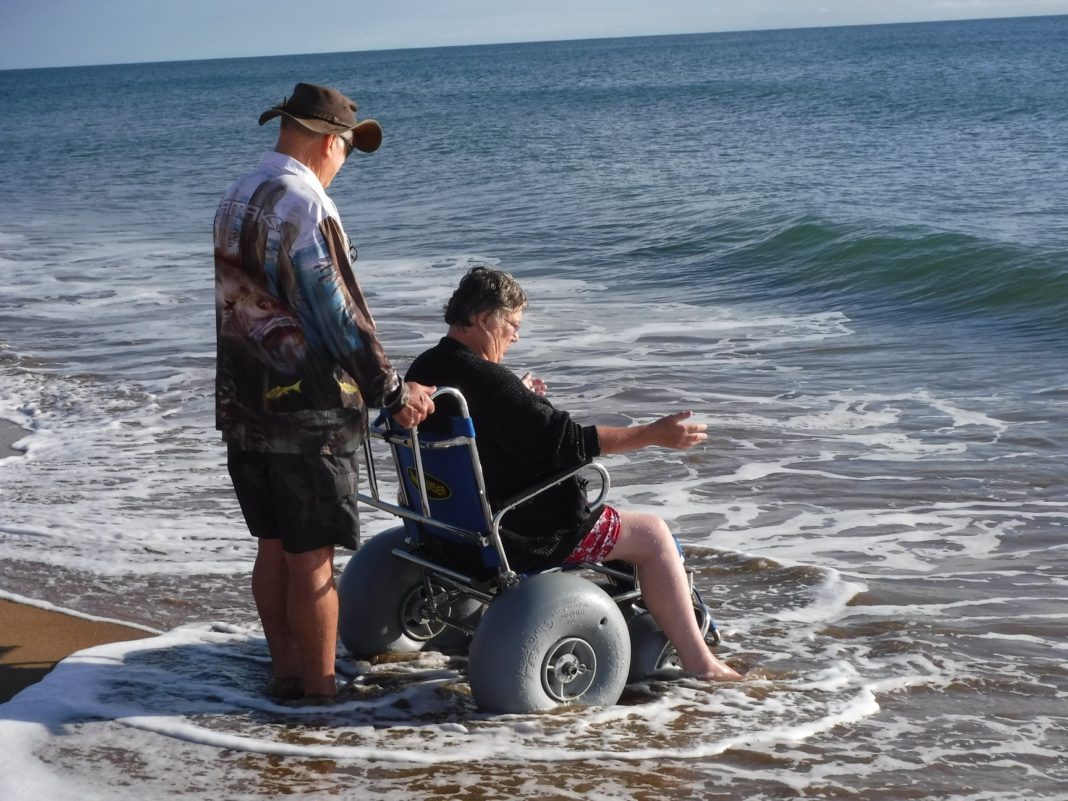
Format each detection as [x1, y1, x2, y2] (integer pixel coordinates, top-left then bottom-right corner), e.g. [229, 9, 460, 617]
[687, 653, 747, 683]
[694, 656, 744, 681]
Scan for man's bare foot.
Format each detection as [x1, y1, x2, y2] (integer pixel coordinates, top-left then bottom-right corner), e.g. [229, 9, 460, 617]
[264, 676, 304, 700]
[301, 674, 339, 698]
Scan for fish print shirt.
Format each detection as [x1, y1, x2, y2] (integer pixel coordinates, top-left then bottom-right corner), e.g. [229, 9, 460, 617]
[214, 151, 405, 454]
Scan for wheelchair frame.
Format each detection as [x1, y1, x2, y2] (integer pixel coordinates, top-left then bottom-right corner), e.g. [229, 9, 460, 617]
[353, 387, 716, 644]
[337, 388, 730, 709]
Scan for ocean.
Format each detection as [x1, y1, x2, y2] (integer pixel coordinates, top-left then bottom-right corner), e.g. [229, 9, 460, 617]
[1, 14, 1067, 799]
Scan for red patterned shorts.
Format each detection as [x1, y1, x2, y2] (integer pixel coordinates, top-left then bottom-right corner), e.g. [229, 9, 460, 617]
[563, 505, 621, 565]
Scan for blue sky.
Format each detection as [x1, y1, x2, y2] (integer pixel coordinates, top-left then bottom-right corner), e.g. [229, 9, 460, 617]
[2, 0, 1066, 70]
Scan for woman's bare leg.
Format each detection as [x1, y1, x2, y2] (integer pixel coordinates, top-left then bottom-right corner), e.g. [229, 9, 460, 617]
[605, 510, 741, 680]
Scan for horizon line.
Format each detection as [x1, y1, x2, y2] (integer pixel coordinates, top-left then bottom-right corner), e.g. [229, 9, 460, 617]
[1, 11, 1064, 73]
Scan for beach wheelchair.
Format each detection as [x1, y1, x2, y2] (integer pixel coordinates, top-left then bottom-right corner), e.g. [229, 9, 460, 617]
[337, 388, 721, 713]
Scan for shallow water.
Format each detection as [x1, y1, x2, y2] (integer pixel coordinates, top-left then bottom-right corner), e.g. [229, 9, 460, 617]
[3, 261, 1065, 798]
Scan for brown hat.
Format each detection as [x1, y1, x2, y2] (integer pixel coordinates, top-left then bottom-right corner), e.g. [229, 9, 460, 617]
[258, 82, 383, 153]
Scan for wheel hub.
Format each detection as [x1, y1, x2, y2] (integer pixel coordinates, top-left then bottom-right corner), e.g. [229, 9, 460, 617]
[542, 637, 597, 702]
[399, 583, 448, 641]
[555, 653, 585, 680]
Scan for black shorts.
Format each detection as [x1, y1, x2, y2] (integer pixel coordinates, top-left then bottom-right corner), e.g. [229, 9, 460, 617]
[227, 444, 360, 554]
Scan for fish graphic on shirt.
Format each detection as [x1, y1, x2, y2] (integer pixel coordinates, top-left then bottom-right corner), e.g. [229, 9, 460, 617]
[265, 380, 302, 400]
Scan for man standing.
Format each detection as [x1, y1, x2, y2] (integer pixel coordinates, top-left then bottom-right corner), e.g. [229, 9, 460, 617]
[214, 82, 434, 700]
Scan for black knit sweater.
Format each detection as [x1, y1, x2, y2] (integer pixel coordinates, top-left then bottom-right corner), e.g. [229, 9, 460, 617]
[405, 337, 602, 571]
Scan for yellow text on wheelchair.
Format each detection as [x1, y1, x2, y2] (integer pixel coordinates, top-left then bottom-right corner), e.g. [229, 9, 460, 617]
[405, 468, 453, 501]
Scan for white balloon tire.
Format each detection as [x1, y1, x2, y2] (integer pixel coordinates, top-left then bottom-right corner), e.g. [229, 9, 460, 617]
[338, 526, 478, 656]
[467, 572, 631, 713]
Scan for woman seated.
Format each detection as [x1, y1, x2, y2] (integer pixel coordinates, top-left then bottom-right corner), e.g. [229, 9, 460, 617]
[406, 267, 741, 681]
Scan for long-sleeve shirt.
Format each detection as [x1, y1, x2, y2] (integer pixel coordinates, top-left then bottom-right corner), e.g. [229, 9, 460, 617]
[406, 336, 602, 571]
[214, 152, 405, 454]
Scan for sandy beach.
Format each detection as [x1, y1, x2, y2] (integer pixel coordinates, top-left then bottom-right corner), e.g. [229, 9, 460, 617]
[1, 419, 148, 703]
[0, 599, 148, 703]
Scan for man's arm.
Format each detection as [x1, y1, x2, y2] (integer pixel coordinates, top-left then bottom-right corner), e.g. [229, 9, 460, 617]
[314, 218, 435, 425]
[596, 411, 707, 454]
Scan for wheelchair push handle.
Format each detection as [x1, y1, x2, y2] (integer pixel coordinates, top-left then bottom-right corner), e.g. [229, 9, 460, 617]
[371, 386, 469, 434]
[427, 387, 470, 419]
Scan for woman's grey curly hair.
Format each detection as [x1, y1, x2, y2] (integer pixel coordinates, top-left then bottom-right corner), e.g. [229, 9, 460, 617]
[444, 266, 528, 328]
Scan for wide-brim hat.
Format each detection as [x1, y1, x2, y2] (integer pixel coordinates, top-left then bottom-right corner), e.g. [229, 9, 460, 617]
[258, 82, 383, 153]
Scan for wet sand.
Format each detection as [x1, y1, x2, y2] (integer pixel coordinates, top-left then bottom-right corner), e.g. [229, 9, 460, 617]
[0, 599, 148, 703]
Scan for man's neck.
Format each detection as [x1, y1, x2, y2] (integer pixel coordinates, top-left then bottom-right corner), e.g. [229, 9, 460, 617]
[274, 137, 332, 189]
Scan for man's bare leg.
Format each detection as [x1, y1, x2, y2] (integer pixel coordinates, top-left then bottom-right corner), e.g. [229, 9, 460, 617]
[284, 545, 339, 697]
[252, 538, 301, 683]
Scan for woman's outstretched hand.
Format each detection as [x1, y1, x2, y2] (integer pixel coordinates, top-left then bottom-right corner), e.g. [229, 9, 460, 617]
[648, 410, 707, 450]
[597, 410, 708, 454]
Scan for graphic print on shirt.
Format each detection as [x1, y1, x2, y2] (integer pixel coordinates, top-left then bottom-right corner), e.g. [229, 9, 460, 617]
[217, 259, 308, 376]
[214, 154, 403, 454]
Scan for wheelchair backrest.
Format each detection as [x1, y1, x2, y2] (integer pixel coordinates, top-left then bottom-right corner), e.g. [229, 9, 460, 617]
[386, 401, 501, 569]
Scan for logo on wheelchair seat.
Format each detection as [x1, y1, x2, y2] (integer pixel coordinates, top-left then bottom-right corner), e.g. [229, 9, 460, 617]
[406, 468, 452, 500]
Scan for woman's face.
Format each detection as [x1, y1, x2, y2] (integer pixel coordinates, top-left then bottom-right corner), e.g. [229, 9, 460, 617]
[478, 307, 523, 364]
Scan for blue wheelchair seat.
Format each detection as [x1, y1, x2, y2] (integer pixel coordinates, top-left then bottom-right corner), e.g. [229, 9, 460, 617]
[359, 387, 611, 582]
[388, 411, 502, 571]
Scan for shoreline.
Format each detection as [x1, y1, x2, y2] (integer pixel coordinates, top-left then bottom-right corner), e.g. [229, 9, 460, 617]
[1, 421, 150, 703]
[0, 598, 150, 703]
